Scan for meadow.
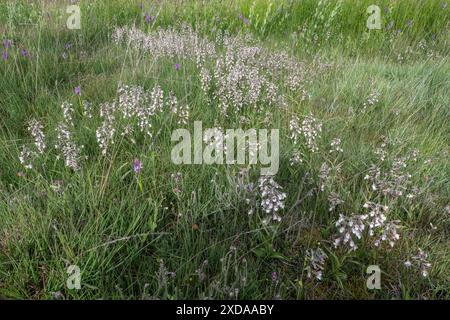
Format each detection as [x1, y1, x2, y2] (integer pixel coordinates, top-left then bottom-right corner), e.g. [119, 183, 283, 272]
[0, 0, 448, 299]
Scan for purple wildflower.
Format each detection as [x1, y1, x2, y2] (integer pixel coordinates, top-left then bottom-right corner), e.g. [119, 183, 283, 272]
[145, 13, 150, 23]
[21, 48, 28, 57]
[175, 63, 180, 71]
[243, 18, 249, 25]
[2, 51, 8, 60]
[133, 159, 142, 173]
[271, 271, 278, 282]
[74, 86, 81, 95]
[3, 39, 11, 49]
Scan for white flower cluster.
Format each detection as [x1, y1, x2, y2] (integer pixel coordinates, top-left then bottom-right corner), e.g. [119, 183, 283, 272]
[334, 213, 366, 251]
[362, 89, 380, 111]
[300, 114, 322, 153]
[200, 67, 211, 102]
[258, 176, 287, 223]
[19, 105, 86, 171]
[289, 150, 303, 166]
[334, 202, 401, 251]
[19, 146, 34, 169]
[27, 119, 46, 154]
[113, 26, 330, 123]
[363, 202, 400, 247]
[364, 157, 413, 200]
[112, 25, 216, 64]
[289, 113, 322, 165]
[19, 103, 85, 171]
[19, 119, 46, 170]
[96, 83, 184, 155]
[364, 141, 420, 201]
[364, 202, 388, 231]
[55, 122, 84, 171]
[54, 102, 85, 170]
[203, 128, 228, 159]
[61, 101, 74, 125]
[290, 113, 322, 155]
[305, 248, 328, 280]
[168, 91, 190, 125]
[328, 191, 343, 212]
[289, 115, 302, 145]
[318, 162, 330, 192]
[236, 172, 287, 222]
[373, 220, 401, 248]
[96, 102, 116, 155]
[149, 85, 165, 115]
[177, 104, 190, 125]
[209, 38, 286, 116]
[329, 138, 343, 153]
[116, 83, 164, 136]
[404, 249, 432, 278]
[117, 84, 146, 119]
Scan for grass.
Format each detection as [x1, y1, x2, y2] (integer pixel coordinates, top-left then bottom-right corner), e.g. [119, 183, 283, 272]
[0, 0, 449, 299]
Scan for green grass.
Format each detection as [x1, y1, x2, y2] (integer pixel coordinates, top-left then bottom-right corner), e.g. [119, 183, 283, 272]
[0, 0, 448, 299]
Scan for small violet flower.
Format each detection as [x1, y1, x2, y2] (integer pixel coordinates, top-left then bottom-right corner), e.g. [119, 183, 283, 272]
[133, 159, 142, 173]
[271, 271, 278, 283]
[3, 39, 11, 49]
